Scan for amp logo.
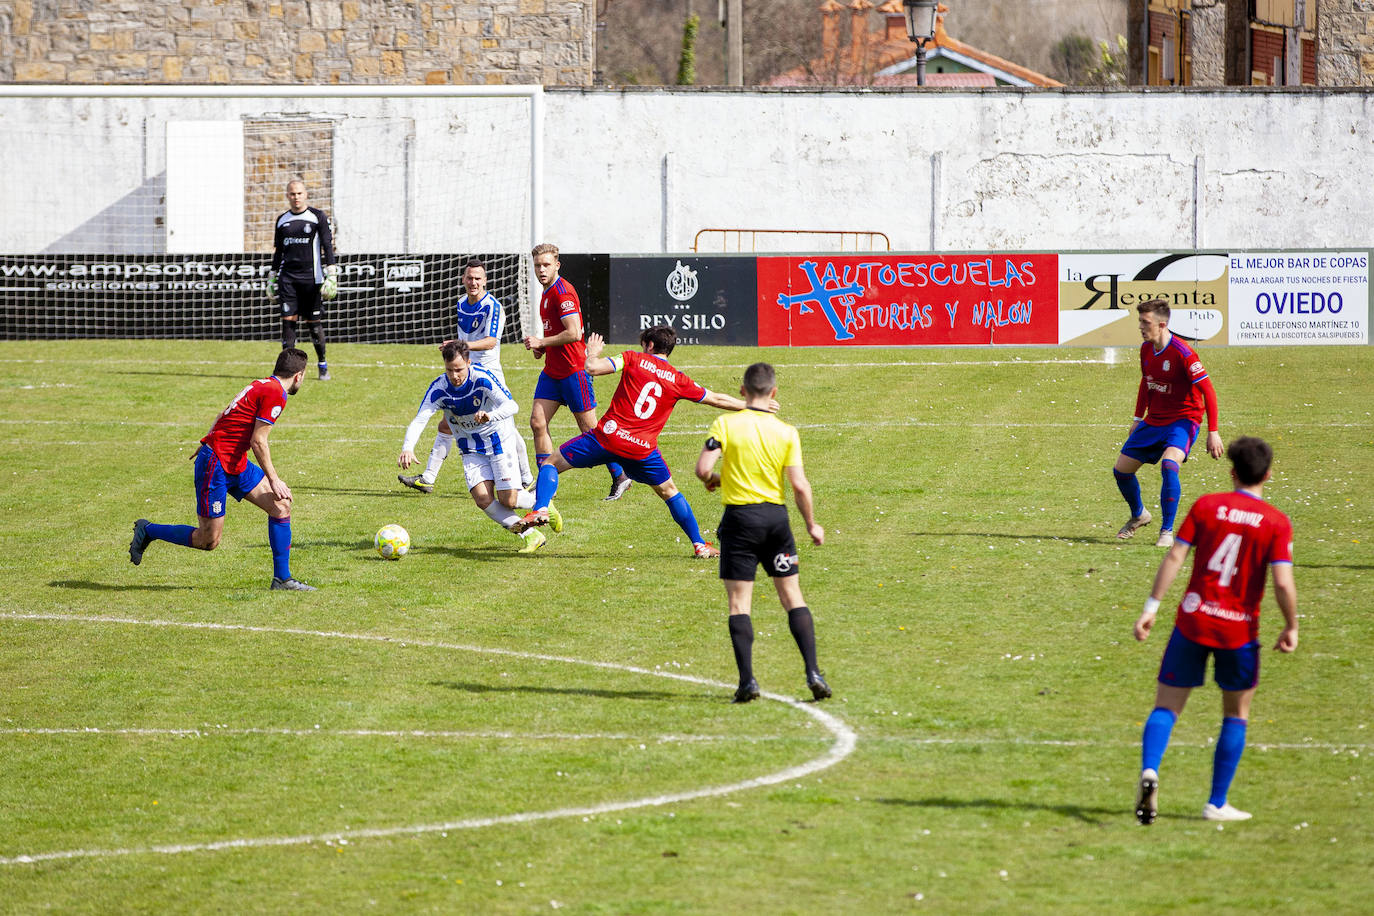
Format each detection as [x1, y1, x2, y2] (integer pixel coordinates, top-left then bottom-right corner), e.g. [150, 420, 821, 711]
[383, 259, 425, 291]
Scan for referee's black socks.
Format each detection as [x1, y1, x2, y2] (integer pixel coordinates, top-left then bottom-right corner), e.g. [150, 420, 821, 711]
[728, 614, 754, 685]
[788, 606, 820, 675]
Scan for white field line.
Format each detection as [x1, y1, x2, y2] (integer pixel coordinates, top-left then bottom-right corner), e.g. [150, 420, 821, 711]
[7, 727, 1365, 754]
[0, 611, 856, 866]
[1, 726, 798, 744]
[862, 736, 1373, 752]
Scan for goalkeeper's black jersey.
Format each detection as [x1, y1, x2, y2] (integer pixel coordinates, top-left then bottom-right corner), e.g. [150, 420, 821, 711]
[271, 207, 335, 283]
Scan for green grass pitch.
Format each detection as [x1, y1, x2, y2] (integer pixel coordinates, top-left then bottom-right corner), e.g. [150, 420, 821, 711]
[0, 339, 1369, 913]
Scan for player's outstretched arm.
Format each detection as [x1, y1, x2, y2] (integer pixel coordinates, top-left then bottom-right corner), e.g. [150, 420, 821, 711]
[400, 400, 439, 462]
[1271, 563, 1299, 652]
[583, 333, 618, 376]
[698, 390, 780, 412]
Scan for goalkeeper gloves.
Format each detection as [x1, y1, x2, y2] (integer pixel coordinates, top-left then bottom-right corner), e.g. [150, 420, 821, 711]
[265, 274, 278, 303]
[321, 264, 339, 301]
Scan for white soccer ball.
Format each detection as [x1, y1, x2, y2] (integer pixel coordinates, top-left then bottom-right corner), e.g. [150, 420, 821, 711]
[375, 524, 410, 560]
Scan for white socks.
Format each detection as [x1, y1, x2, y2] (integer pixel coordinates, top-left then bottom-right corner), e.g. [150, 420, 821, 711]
[482, 500, 522, 531]
[422, 432, 454, 484]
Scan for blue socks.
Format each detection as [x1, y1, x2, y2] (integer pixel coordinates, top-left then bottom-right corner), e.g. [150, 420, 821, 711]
[146, 522, 194, 548]
[534, 463, 560, 510]
[1160, 459, 1181, 530]
[1114, 468, 1144, 518]
[665, 492, 705, 544]
[608, 462, 626, 480]
[1209, 717, 1248, 808]
[267, 516, 293, 580]
[1142, 710, 1250, 808]
[1141, 707, 1177, 773]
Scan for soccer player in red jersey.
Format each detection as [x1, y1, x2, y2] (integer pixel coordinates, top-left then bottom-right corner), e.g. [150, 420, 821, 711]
[1131, 436, 1298, 824]
[522, 242, 632, 500]
[1113, 298, 1224, 547]
[128, 348, 316, 591]
[519, 326, 762, 558]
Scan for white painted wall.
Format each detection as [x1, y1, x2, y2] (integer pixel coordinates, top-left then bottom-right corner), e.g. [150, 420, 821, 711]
[542, 88, 1374, 253]
[0, 88, 1371, 255]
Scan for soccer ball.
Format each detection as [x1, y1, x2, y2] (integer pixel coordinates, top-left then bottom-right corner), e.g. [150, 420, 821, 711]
[375, 524, 410, 560]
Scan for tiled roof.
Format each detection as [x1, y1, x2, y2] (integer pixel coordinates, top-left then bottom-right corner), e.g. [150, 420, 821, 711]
[768, 2, 1062, 88]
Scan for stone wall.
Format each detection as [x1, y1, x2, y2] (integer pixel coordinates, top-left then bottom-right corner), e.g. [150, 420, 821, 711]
[1189, 1, 1227, 85]
[1318, 0, 1374, 86]
[0, 0, 594, 86]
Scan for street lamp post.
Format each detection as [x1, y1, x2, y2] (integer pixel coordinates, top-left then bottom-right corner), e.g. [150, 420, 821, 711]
[902, 0, 939, 86]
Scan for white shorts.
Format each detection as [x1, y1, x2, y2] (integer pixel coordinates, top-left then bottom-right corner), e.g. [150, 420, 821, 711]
[461, 450, 521, 492]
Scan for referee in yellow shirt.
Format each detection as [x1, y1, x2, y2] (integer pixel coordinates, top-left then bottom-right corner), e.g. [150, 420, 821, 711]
[695, 362, 830, 703]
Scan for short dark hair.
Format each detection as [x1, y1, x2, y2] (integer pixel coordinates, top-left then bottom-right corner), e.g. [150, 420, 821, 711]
[463, 258, 485, 275]
[640, 324, 676, 356]
[1137, 298, 1170, 321]
[274, 347, 308, 378]
[440, 339, 470, 363]
[742, 362, 776, 397]
[1228, 436, 1273, 486]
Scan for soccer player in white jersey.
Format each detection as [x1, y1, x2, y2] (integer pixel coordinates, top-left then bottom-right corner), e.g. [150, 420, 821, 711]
[398, 340, 559, 553]
[399, 259, 534, 492]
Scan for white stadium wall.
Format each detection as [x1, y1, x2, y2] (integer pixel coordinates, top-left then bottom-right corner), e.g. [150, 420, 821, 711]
[0, 87, 1371, 255]
[539, 88, 1374, 254]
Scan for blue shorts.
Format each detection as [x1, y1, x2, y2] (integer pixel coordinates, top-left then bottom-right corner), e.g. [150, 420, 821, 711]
[533, 370, 597, 414]
[558, 433, 671, 485]
[1157, 627, 1260, 692]
[1121, 419, 1200, 464]
[194, 444, 265, 519]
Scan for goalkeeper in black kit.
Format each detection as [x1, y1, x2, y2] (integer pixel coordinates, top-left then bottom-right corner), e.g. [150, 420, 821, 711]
[270, 179, 337, 380]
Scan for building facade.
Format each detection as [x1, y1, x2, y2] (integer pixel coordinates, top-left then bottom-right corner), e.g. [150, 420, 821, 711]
[1128, 0, 1371, 87]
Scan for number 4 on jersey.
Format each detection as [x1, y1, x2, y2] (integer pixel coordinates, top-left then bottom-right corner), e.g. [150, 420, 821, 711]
[1205, 532, 1243, 588]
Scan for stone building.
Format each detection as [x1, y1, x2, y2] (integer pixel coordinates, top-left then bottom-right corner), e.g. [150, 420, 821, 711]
[0, 0, 595, 86]
[1127, 0, 1374, 87]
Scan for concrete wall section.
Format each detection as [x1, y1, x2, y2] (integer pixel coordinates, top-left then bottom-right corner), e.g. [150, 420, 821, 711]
[0, 88, 1372, 256]
[542, 89, 1374, 253]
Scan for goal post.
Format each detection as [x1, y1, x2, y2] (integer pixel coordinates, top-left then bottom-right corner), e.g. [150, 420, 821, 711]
[0, 85, 544, 343]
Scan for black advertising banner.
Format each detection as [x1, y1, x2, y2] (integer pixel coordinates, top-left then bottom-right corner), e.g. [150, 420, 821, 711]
[609, 256, 758, 346]
[0, 252, 520, 344]
[556, 253, 611, 341]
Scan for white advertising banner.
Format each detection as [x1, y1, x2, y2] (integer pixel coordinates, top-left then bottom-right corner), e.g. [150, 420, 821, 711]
[1228, 252, 1369, 345]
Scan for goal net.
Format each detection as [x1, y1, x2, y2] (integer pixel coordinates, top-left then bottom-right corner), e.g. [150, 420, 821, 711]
[0, 88, 540, 344]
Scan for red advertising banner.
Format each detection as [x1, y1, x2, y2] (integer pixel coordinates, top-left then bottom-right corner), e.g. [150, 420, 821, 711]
[757, 254, 1059, 346]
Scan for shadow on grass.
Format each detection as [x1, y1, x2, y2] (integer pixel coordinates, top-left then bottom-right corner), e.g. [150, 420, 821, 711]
[908, 531, 1122, 546]
[431, 679, 699, 702]
[50, 579, 194, 592]
[874, 795, 1132, 825]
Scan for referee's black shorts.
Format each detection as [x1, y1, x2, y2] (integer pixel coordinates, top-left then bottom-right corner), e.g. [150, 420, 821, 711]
[717, 502, 799, 581]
